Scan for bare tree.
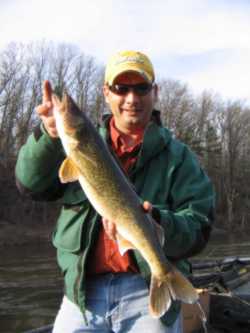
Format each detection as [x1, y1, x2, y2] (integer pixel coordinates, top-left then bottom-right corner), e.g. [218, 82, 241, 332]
[157, 79, 195, 144]
[1, 40, 250, 232]
[216, 101, 250, 229]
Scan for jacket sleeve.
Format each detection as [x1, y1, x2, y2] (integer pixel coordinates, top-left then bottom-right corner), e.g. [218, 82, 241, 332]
[15, 123, 66, 201]
[153, 146, 215, 260]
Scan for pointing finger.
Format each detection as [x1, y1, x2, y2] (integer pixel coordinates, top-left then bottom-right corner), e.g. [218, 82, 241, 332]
[42, 80, 52, 104]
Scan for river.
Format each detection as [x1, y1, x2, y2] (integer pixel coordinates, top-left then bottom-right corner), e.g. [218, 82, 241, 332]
[0, 244, 62, 333]
[0, 232, 250, 333]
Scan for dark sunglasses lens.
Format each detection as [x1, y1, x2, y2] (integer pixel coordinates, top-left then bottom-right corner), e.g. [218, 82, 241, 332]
[135, 83, 152, 95]
[111, 85, 129, 95]
[110, 84, 152, 96]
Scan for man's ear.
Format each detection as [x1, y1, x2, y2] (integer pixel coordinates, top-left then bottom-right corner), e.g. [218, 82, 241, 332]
[103, 85, 110, 104]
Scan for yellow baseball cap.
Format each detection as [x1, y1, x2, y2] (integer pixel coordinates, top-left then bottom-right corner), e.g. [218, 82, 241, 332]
[105, 50, 155, 85]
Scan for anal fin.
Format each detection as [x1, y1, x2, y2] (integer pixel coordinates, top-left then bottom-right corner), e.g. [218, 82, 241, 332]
[149, 275, 172, 318]
[116, 233, 136, 256]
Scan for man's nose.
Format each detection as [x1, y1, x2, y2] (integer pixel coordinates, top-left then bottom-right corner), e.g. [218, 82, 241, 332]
[124, 90, 140, 104]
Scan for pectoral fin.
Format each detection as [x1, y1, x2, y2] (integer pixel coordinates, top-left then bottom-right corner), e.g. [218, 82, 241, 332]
[59, 157, 79, 183]
[116, 233, 136, 256]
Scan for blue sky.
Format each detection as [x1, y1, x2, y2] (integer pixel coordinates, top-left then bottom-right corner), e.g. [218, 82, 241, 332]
[1, 0, 250, 104]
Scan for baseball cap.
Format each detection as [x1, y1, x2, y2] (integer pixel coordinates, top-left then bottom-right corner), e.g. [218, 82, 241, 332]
[105, 50, 155, 85]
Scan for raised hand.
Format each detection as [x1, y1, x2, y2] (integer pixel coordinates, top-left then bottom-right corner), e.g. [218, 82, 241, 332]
[36, 80, 58, 138]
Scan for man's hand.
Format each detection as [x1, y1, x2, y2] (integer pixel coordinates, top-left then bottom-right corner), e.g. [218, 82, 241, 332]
[102, 201, 153, 241]
[36, 80, 58, 138]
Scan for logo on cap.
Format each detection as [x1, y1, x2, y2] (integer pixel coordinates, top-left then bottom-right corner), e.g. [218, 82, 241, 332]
[105, 50, 155, 85]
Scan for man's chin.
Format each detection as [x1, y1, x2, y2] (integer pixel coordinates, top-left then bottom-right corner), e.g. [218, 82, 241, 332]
[125, 117, 140, 126]
[125, 118, 145, 131]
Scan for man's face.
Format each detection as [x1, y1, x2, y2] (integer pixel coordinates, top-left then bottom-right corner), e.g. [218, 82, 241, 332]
[103, 72, 158, 133]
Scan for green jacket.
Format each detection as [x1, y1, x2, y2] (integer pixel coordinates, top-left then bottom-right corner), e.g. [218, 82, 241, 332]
[15, 113, 215, 326]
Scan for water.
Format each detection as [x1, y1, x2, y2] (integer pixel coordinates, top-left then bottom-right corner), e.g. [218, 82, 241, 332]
[0, 244, 63, 333]
[0, 232, 250, 333]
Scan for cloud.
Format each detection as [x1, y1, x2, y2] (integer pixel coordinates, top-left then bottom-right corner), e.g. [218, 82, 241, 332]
[2, 0, 250, 57]
[183, 48, 250, 102]
[0, 0, 249, 102]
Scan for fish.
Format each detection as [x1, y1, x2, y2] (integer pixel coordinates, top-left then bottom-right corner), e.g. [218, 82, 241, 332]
[52, 91, 199, 318]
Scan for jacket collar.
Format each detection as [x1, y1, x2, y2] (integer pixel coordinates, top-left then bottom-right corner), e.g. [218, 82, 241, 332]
[99, 110, 172, 172]
[133, 120, 172, 173]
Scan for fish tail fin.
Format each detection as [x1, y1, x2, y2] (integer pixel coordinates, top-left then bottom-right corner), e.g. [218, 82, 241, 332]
[149, 267, 199, 318]
[149, 275, 172, 318]
[169, 265, 199, 305]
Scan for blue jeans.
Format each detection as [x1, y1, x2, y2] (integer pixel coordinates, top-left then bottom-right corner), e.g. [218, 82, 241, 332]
[53, 273, 183, 333]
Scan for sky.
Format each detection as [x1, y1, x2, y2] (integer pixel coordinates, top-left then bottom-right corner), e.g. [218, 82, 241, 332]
[1, 0, 250, 105]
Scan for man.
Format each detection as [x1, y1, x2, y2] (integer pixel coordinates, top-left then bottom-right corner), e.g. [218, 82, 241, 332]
[15, 50, 215, 333]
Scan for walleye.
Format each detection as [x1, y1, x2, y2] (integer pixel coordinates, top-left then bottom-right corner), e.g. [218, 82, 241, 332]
[52, 92, 199, 318]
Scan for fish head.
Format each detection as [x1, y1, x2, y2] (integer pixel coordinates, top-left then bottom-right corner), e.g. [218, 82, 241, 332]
[53, 93, 89, 154]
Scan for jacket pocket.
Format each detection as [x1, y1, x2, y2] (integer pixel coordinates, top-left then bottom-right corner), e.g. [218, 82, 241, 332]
[52, 183, 90, 253]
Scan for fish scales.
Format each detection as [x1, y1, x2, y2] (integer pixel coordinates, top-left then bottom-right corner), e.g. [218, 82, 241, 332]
[63, 108, 167, 270]
[70, 142, 167, 276]
[53, 92, 199, 318]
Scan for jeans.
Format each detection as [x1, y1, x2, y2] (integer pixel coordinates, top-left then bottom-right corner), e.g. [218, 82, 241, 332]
[53, 273, 183, 333]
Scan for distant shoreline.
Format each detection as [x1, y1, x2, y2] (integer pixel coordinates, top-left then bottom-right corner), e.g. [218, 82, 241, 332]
[1, 219, 249, 249]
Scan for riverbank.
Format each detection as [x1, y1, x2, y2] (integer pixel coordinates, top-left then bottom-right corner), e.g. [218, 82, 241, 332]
[1, 219, 250, 249]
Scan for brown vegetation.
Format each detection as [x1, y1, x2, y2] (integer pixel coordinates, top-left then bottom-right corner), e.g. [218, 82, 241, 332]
[0, 41, 249, 245]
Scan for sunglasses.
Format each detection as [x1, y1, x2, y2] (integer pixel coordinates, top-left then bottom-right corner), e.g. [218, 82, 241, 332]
[109, 83, 153, 96]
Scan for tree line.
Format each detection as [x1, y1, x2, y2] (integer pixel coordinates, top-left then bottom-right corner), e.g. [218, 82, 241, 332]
[0, 41, 250, 231]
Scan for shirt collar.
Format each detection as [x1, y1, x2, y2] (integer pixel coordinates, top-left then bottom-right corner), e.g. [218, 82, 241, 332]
[109, 116, 144, 152]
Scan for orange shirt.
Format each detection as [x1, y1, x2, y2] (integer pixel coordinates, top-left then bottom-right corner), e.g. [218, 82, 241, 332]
[87, 117, 143, 275]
